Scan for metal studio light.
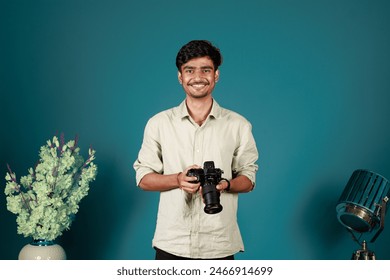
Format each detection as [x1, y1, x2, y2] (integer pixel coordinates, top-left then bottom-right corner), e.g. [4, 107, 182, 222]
[336, 169, 390, 260]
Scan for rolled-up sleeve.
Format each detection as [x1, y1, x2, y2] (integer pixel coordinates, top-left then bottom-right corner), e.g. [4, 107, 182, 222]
[232, 123, 259, 185]
[133, 118, 163, 186]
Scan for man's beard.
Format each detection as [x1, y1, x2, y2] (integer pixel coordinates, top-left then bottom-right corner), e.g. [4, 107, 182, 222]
[188, 92, 209, 99]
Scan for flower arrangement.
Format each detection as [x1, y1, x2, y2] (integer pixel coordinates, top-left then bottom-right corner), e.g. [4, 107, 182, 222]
[4, 134, 97, 241]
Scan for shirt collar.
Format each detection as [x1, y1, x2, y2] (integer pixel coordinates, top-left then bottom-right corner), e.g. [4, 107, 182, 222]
[176, 98, 222, 120]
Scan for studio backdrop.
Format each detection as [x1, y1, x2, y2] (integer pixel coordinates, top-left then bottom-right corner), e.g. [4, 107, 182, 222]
[1, 0, 390, 259]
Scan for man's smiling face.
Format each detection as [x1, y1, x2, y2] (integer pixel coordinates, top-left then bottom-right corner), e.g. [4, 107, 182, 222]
[178, 56, 219, 99]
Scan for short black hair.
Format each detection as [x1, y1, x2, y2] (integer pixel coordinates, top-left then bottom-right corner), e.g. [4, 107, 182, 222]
[176, 40, 223, 71]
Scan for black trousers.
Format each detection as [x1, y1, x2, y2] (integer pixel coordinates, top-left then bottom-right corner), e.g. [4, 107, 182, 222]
[154, 247, 234, 260]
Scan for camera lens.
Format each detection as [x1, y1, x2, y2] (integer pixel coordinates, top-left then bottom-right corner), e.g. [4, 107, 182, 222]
[202, 182, 223, 214]
[204, 202, 223, 214]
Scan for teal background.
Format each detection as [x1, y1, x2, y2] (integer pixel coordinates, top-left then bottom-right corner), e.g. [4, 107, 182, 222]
[1, 0, 390, 259]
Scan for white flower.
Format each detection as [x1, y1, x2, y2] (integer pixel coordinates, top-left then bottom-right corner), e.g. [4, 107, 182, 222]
[3, 134, 97, 241]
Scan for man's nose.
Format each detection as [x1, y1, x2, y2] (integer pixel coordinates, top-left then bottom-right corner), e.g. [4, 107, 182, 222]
[194, 69, 205, 79]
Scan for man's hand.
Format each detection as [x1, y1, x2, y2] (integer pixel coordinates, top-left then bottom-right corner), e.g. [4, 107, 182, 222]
[177, 165, 202, 194]
[216, 180, 230, 192]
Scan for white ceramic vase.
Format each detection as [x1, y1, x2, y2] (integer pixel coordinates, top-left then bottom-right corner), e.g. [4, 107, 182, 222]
[18, 239, 67, 260]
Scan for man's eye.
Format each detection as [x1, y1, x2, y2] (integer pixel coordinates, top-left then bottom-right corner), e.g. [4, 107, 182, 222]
[185, 69, 193, 73]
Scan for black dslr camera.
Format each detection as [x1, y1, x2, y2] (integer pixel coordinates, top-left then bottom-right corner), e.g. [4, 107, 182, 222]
[187, 161, 226, 214]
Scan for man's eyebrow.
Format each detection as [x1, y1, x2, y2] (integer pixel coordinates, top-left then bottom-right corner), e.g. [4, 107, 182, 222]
[182, 65, 214, 69]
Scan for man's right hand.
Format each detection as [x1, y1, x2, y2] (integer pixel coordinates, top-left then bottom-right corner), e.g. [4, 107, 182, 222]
[177, 165, 202, 194]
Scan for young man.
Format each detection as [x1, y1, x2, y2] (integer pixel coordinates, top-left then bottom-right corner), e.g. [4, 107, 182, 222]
[134, 40, 259, 260]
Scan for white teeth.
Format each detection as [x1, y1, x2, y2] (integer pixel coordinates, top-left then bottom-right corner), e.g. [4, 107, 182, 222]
[192, 84, 206, 88]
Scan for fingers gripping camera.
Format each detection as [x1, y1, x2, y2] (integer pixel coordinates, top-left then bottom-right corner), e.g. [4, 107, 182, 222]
[186, 161, 228, 214]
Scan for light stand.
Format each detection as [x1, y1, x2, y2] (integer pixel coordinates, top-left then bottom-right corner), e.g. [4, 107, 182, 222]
[351, 240, 375, 260]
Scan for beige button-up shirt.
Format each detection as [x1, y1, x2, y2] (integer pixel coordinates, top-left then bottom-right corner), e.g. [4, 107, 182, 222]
[134, 99, 258, 258]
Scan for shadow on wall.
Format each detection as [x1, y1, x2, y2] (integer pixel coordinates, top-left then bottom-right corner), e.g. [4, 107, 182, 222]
[0, 201, 26, 259]
[59, 157, 136, 260]
[294, 181, 354, 259]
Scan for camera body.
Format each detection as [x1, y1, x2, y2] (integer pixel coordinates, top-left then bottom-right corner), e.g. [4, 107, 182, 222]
[187, 161, 224, 214]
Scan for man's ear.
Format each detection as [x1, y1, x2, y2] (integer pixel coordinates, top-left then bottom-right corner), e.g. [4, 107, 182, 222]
[178, 71, 183, 84]
[215, 69, 220, 83]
